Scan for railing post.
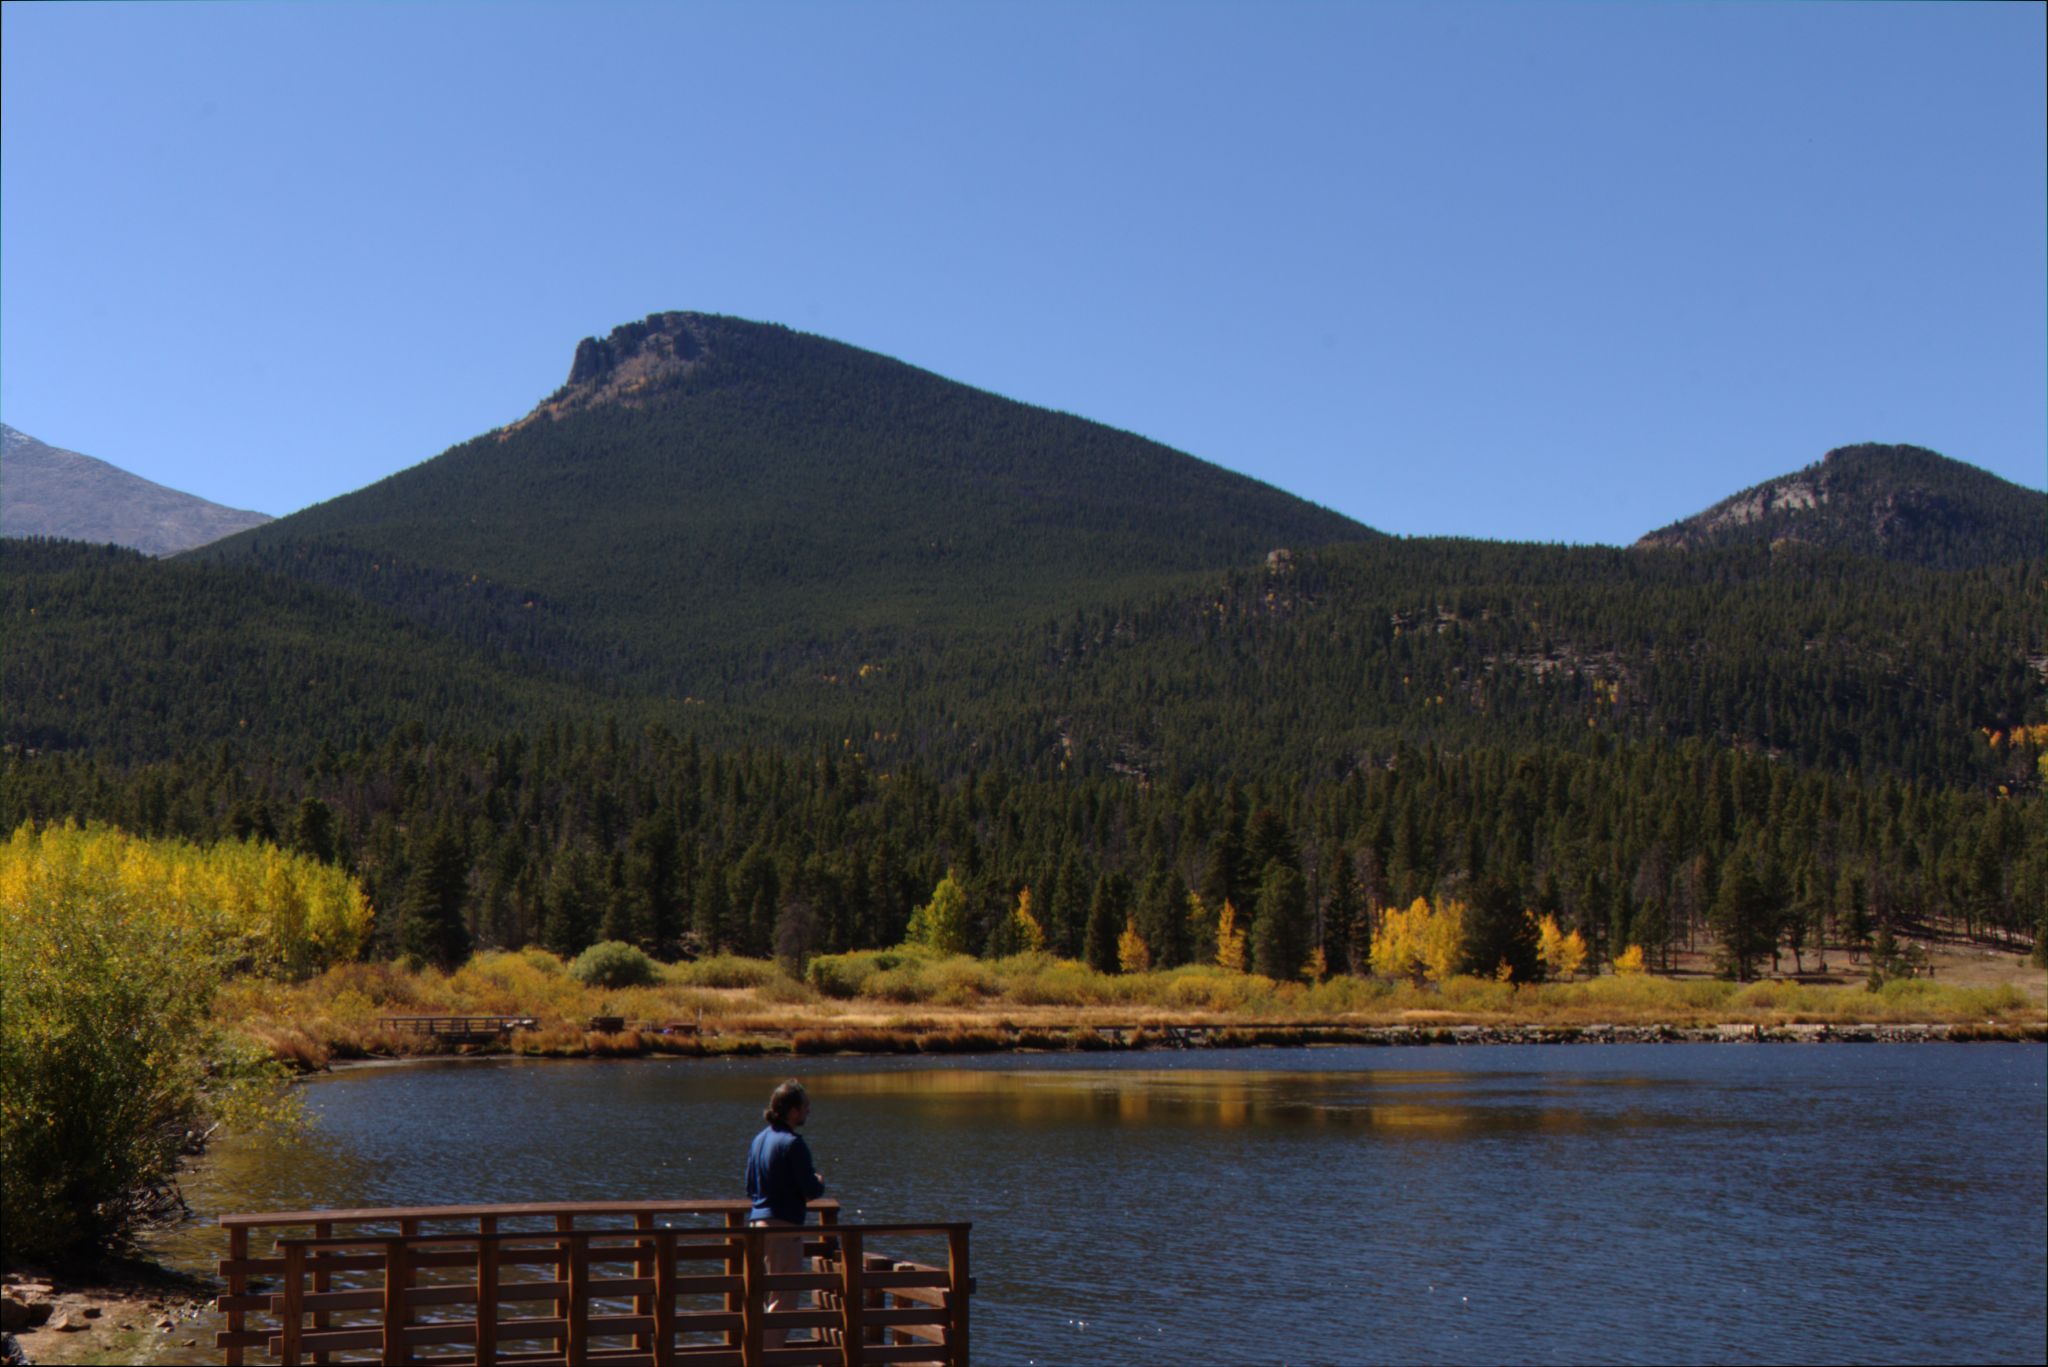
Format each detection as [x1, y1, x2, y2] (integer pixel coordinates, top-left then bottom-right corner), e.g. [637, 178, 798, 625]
[555, 1212, 575, 1354]
[567, 1232, 590, 1367]
[723, 1209, 746, 1353]
[861, 1253, 891, 1348]
[477, 1218, 499, 1367]
[310, 1219, 332, 1366]
[653, 1230, 677, 1367]
[634, 1211, 655, 1353]
[279, 1242, 305, 1367]
[947, 1225, 971, 1367]
[836, 1229, 865, 1367]
[741, 1226, 766, 1366]
[383, 1237, 412, 1366]
[223, 1224, 249, 1367]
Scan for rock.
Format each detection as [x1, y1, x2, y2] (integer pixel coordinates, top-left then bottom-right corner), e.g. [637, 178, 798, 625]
[155, 1317, 173, 1330]
[14, 1304, 48, 1332]
[79, 1308, 100, 1321]
[48, 1313, 83, 1333]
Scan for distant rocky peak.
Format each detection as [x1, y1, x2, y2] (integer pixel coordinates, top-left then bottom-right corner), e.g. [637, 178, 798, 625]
[1634, 442, 2045, 568]
[502, 312, 716, 436]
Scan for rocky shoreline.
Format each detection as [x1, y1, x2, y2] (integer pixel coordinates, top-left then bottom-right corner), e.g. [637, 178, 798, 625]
[3, 1268, 209, 1367]
[989, 1020, 2045, 1049]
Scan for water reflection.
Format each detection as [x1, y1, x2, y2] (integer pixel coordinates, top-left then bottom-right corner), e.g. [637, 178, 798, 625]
[815, 1066, 1707, 1137]
[138, 1045, 2045, 1367]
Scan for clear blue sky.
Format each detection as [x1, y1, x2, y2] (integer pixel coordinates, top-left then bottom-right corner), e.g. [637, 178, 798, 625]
[3, 1, 2042, 544]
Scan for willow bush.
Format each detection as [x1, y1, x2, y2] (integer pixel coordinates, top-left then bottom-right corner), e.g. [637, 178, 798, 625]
[0, 823, 314, 1261]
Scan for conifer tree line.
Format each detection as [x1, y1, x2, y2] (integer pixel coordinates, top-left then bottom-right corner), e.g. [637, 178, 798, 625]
[6, 723, 2039, 978]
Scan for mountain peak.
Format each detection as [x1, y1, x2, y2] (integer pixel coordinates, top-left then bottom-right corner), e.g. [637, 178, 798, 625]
[1, 423, 273, 555]
[1635, 443, 2044, 569]
[503, 311, 735, 435]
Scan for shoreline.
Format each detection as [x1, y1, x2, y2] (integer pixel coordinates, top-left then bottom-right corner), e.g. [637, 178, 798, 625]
[303, 1017, 2048, 1072]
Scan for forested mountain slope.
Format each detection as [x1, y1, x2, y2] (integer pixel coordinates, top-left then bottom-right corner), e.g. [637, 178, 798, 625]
[3, 539, 596, 762]
[199, 312, 1377, 690]
[15, 531, 2041, 799]
[1635, 443, 2044, 568]
[741, 539, 2047, 791]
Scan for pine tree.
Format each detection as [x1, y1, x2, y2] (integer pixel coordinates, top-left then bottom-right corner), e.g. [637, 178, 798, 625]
[1460, 874, 1538, 983]
[1250, 864, 1307, 980]
[542, 845, 602, 958]
[1084, 873, 1129, 973]
[1324, 847, 1362, 975]
[398, 820, 472, 971]
[1709, 849, 1774, 981]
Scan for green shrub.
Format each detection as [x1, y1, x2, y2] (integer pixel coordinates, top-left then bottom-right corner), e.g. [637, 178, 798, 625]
[806, 949, 925, 999]
[861, 963, 936, 1003]
[568, 941, 661, 989]
[1, 831, 292, 1262]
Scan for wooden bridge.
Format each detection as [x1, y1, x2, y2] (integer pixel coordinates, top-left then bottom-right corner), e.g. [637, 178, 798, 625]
[216, 1198, 970, 1366]
[376, 1016, 541, 1045]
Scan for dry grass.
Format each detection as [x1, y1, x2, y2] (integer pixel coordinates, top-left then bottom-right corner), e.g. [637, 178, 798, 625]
[214, 946, 2046, 1064]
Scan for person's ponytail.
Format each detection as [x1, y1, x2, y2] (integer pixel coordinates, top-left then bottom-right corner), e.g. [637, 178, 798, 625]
[764, 1079, 808, 1129]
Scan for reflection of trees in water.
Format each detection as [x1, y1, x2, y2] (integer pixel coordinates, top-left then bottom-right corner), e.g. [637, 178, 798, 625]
[142, 1123, 383, 1275]
[814, 1068, 1690, 1137]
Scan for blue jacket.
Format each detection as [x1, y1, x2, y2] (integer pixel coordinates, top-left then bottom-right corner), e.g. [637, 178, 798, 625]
[745, 1125, 824, 1225]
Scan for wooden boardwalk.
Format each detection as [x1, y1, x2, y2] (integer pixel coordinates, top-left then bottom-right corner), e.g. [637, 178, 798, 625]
[217, 1198, 970, 1366]
[376, 1016, 541, 1045]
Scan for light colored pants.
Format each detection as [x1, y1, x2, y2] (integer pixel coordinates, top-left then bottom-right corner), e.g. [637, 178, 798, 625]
[750, 1218, 805, 1347]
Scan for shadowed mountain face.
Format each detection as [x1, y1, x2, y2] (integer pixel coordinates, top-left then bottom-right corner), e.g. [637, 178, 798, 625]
[1635, 443, 2045, 569]
[2, 424, 272, 556]
[202, 312, 1380, 688]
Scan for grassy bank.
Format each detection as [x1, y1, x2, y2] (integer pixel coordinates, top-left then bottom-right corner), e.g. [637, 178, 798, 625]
[214, 946, 2048, 1068]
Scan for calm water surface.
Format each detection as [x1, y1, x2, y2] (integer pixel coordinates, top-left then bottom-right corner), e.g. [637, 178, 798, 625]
[157, 1045, 2047, 1365]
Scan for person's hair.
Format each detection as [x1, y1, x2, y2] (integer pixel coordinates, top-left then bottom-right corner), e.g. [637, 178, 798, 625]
[764, 1079, 808, 1129]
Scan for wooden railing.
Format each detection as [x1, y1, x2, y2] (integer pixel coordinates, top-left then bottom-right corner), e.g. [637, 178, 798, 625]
[375, 1015, 541, 1042]
[216, 1199, 970, 1366]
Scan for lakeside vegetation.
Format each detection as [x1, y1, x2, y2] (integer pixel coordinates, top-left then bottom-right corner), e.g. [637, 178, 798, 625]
[0, 826, 325, 1264]
[9, 819, 2036, 1265]
[215, 946, 2044, 1071]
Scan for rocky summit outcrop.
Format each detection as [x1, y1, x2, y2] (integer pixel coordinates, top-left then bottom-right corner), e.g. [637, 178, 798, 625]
[1, 424, 272, 556]
[501, 311, 716, 435]
[1634, 443, 2045, 569]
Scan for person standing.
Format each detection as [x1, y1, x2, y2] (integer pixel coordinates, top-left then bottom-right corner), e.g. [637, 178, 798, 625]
[745, 1079, 825, 1346]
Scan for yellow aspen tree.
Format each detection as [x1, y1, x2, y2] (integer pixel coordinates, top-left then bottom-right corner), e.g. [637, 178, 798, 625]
[1011, 888, 1046, 953]
[1557, 927, 1588, 980]
[1214, 899, 1248, 972]
[1117, 919, 1153, 974]
[1370, 896, 1467, 985]
[1420, 898, 1464, 983]
[1303, 945, 1329, 983]
[1537, 914, 1566, 977]
[1613, 944, 1647, 975]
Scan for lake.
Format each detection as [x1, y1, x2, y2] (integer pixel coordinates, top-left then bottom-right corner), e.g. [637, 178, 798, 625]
[158, 1044, 2047, 1365]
